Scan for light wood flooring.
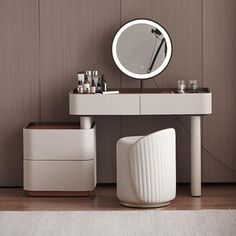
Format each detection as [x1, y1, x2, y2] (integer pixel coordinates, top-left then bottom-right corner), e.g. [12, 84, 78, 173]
[0, 184, 235, 211]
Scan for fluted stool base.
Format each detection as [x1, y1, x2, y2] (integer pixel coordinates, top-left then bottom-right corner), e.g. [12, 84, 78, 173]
[120, 201, 170, 208]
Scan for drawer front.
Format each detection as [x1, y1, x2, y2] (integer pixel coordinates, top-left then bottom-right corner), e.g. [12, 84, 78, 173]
[24, 160, 96, 191]
[70, 93, 140, 115]
[141, 93, 212, 115]
[23, 126, 96, 161]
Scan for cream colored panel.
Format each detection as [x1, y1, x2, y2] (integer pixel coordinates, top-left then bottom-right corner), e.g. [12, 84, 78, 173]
[70, 93, 140, 115]
[23, 126, 96, 160]
[141, 93, 212, 115]
[24, 160, 95, 191]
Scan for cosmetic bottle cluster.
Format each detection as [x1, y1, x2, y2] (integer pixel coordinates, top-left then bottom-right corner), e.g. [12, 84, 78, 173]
[77, 70, 107, 94]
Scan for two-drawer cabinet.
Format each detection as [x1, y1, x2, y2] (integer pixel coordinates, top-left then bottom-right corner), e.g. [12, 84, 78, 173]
[23, 123, 96, 196]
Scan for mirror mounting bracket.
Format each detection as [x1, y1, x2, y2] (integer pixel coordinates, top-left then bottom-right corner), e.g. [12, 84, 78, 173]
[140, 80, 144, 93]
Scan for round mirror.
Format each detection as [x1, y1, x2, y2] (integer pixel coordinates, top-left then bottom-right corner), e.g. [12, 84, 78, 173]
[112, 19, 172, 80]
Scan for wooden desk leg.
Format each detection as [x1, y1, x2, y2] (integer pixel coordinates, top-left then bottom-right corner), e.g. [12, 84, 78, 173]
[191, 116, 201, 197]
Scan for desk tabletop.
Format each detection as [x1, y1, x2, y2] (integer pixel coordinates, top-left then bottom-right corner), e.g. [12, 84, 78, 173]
[71, 88, 211, 95]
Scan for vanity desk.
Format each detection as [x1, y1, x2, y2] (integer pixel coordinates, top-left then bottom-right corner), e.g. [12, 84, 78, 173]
[69, 88, 212, 197]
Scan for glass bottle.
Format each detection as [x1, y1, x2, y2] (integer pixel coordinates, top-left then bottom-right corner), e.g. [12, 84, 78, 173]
[101, 75, 107, 92]
[83, 75, 90, 94]
[85, 70, 92, 83]
[91, 79, 96, 94]
[77, 80, 84, 94]
[189, 80, 198, 93]
[177, 80, 186, 94]
[96, 77, 102, 93]
[92, 70, 99, 86]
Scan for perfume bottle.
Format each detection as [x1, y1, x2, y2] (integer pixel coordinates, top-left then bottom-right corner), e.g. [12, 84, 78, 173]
[91, 79, 96, 94]
[85, 70, 92, 83]
[92, 70, 99, 85]
[101, 75, 107, 92]
[77, 80, 84, 94]
[96, 77, 102, 93]
[83, 75, 90, 94]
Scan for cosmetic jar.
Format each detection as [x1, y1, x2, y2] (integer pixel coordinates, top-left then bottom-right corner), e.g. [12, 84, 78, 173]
[177, 80, 186, 93]
[189, 80, 198, 93]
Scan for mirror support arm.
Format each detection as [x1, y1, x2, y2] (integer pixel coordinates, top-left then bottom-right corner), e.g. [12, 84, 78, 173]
[147, 38, 166, 73]
[140, 80, 144, 93]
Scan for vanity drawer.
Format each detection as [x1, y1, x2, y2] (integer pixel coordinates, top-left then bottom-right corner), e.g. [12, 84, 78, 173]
[140, 93, 212, 115]
[24, 160, 96, 191]
[23, 123, 96, 161]
[69, 93, 140, 115]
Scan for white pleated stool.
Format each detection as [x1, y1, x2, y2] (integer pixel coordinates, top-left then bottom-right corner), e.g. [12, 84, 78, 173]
[116, 128, 176, 208]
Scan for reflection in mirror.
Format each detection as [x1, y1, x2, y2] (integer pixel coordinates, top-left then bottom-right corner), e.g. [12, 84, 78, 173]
[117, 24, 166, 74]
[112, 19, 172, 80]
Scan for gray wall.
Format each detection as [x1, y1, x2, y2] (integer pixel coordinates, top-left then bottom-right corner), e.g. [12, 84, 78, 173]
[0, 0, 236, 186]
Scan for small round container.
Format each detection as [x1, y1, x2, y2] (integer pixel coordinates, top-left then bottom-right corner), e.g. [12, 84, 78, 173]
[177, 80, 186, 93]
[189, 80, 198, 93]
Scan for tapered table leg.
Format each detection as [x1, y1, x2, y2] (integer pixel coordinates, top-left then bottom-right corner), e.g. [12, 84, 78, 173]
[191, 116, 201, 197]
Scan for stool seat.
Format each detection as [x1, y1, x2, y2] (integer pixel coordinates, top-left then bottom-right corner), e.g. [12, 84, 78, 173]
[116, 128, 176, 208]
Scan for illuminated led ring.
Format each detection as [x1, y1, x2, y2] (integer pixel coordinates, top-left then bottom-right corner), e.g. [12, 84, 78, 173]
[112, 19, 172, 80]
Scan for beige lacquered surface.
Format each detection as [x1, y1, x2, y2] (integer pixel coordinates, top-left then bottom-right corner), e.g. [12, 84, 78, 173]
[70, 92, 140, 115]
[69, 88, 212, 115]
[141, 93, 212, 115]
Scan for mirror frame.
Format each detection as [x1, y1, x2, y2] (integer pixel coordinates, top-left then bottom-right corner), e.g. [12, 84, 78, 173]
[112, 18, 173, 80]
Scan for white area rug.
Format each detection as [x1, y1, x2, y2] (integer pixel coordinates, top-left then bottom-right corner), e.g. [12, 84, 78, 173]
[0, 210, 236, 236]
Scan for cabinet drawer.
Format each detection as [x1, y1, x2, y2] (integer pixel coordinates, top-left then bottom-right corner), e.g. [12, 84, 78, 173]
[24, 160, 96, 191]
[70, 93, 140, 115]
[141, 93, 212, 115]
[23, 123, 96, 161]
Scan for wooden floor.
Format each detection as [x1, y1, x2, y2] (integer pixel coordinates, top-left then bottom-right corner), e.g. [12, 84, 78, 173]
[0, 184, 235, 211]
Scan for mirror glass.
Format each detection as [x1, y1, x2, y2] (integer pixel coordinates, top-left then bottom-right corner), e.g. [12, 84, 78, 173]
[112, 19, 172, 80]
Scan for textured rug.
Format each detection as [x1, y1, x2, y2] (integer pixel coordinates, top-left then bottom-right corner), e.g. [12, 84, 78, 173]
[0, 210, 235, 236]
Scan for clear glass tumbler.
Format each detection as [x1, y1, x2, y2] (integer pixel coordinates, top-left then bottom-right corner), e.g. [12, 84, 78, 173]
[189, 80, 198, 93]
[177, 80, 186, 93]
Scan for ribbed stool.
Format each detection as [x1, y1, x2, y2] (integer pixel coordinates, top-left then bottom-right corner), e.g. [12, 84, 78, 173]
[116, 128, 176, 208]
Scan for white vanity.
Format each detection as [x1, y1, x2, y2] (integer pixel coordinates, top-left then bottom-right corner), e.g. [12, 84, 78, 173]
[23, 18, 212, 199]
[69, 88, 212, 197]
